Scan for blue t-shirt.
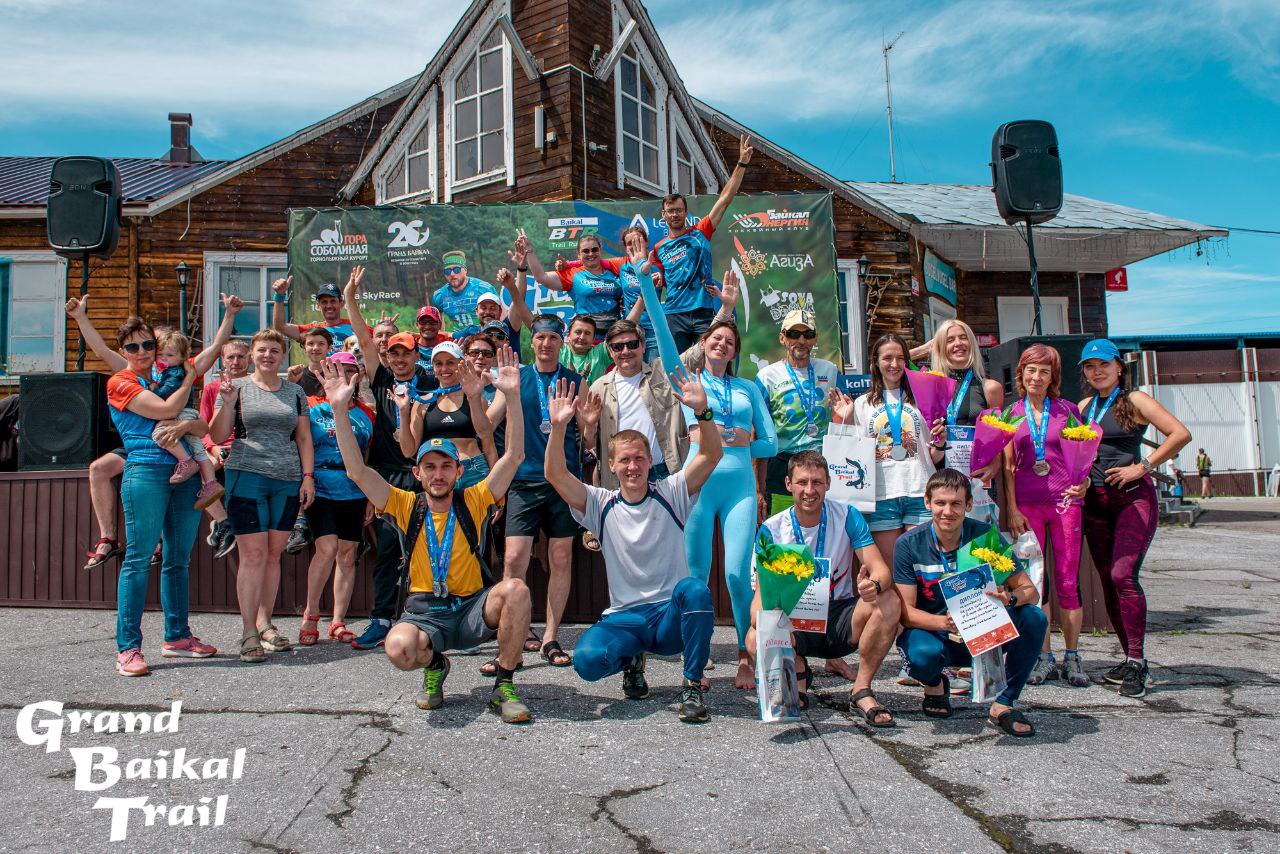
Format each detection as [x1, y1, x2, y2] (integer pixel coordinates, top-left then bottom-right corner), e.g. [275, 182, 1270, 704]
[106, 370, 174, 466]
[654, 218, 717, 314]
[892, 518, 993, 616]
[556, 262, 623, 318]
[514, 363, 582, 482]
[432, 278, 499, 332]
[618, 261, 656, 335]
[308, 399, 374, 501]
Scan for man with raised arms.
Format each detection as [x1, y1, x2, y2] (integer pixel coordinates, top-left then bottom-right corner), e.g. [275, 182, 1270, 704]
[321, 353, 534, 723]
[542, 374, 723, 722]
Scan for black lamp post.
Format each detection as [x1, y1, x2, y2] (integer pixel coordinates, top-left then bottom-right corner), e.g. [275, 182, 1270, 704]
[175, 262, 190, 335]
[857, 256, 871, 280]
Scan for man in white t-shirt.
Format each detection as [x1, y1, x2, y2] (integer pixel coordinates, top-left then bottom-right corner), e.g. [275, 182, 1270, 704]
[746, 450, 901, 726]
[543, 370, 723, 723]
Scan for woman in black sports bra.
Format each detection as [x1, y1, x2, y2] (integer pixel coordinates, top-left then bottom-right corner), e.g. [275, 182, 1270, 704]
[396, 341, 496, 488]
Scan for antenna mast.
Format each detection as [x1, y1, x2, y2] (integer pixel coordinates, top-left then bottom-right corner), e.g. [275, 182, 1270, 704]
[883, 31, 905, 183]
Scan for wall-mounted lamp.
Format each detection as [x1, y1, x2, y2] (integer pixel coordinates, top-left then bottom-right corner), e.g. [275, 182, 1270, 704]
[857, 255, 889, 280]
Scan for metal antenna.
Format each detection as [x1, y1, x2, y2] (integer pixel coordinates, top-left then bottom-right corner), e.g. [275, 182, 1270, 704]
[883, 31, 905, 183]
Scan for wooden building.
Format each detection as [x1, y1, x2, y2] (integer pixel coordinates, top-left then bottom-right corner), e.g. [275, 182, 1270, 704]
[0, 0, 1223, 624]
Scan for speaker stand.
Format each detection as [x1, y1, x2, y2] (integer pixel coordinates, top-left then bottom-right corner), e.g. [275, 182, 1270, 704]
[1024, 217, 1043, 336]
[75, 253, 90, 371]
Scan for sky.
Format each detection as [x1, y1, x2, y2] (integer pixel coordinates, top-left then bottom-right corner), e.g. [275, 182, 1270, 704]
[2, 0, 1277, 335]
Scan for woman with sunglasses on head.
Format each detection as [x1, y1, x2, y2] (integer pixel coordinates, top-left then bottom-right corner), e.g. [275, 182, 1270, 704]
[298, 353, 376, 648]
[210, 328, 314, 664]
[830, 334, 946, 562]
[1001, 344, 1087, 687]
[105, 317, 219, 676]
[681, 316, 778, 689]
[1077, 339, 1190, 697]
[396, 340, 497, 489]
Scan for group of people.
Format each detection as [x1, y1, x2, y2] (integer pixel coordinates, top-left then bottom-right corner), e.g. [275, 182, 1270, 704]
[68, 143, 1189, 731]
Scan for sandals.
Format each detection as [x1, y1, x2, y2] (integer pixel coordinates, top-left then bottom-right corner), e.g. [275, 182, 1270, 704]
[479, 658, 525, 677]
[83, 537, 122, 571]
[328, 621, 356, 644]
[989, 707, 1036, 738]
[239, 632, 266, 663]
[298, 614, 321, 647]
[850, 688, 896, 728]
[523, 628, 542, 653]
[540, 640, 572, 667]
[258, 623, 293, 652]
[795, 655, 811, 710]
[582, 531, 602, 552]
[921, 674, 953, 718]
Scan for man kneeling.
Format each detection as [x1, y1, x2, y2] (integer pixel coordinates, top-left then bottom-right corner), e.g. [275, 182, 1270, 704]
[745, 451, 900, 725]
[321, 356, 535, 723]
[894, 468, 1049, 737]
[543, 372, 723, 722]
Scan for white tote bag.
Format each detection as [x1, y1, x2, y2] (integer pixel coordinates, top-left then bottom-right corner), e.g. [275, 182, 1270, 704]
[822, 423, 877, 512]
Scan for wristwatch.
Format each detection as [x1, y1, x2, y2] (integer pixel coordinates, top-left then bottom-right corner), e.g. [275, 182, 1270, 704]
[1009, 592, 1019, 608]
[517, 265, 529, 273]
[873, 579, 883, 594]
[695, 408, 714, 422]
[1139, 458, 1153, 473]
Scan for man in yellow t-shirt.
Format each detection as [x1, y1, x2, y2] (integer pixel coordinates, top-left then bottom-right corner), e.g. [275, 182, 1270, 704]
[320, 353, 534, 723]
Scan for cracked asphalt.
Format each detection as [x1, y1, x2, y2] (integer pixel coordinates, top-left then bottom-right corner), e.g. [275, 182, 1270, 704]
[2, 497, 1278, 853]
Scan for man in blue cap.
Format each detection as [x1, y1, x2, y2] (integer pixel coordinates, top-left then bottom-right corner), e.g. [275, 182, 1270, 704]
[319, 352, 536, 723]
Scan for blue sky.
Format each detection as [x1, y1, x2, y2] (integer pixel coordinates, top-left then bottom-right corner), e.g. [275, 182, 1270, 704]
[3, 0, 1277, 335]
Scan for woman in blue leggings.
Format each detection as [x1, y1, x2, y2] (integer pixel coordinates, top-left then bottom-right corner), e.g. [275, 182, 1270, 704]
[682, 320, 777, 689]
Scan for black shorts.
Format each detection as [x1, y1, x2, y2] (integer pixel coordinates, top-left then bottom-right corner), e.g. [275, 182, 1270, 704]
[505, 481, 581, 539]
[1198, 469, 1211, 478]
[397, 590, 495, 652]
[793, 597, 859, 659]
[308, 496, 367, 542]
[766, 452, 795, 497]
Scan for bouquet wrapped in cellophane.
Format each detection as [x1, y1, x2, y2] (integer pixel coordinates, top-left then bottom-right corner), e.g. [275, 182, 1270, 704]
[969, 406, 1024, 475]
[753, 531, 818, 723]
[1059, 414, 1102, 485]
[754, 532, 817, 615]
[904, 368, 957, 429]
[956, 525, 1020, 586]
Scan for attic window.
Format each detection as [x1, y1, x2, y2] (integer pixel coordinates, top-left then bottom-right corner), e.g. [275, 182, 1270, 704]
[618, 48, 661, 188]
[449, 26, 511, 190]
[378, 94, 437, 203]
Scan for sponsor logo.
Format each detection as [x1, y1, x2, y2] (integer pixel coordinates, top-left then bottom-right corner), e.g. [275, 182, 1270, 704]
[386, 219, 431, 263]
[546, 216, 600, 249]
[309, 219, 369, 260]
[770, 253, 814, 271]
[828, 457, 867, 490]
[943, 576, 968, 594]
[757, 287, 814, 322]
[732, 236, 767, 277]
[730, 208, 812, 232]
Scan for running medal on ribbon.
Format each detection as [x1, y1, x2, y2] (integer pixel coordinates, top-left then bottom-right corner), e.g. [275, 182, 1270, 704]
[787, 362, 821, 439]
[885, 390, 907, 460]
[1025, 397, 1051, 476]
[706, 371, 736, 444]
[536, 369, 555, 434]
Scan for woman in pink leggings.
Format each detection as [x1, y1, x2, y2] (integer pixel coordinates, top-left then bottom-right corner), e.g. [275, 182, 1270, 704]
[1002, 344, 1089, 687]
[1077, 339, 1190, 698]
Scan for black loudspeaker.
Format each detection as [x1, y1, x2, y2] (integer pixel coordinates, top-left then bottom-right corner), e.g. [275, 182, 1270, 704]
[982, 335, 1092, 406]
[990, 121, 1062, 225]
[46, 157, 122, 258]
[18, 373, 117, 470]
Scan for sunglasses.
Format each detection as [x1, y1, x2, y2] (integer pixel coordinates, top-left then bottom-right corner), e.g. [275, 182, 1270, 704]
[608, 339, 642, 353]
[467, 349, 496, 358]
[580, 247, 601, 254]
[122, 340, 157, 354]
[442, 266, 464, 275]
[784, 329, 817, 340]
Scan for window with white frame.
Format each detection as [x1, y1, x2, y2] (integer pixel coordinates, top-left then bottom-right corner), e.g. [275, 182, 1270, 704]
[617, 46, 663, 189]
[669, 114, 715, 196]
[0, 252, 67, 376]
[836, 259, 866, 372]
[996, 296, 1069, 342]
[448, 26, 511, 191]
[202, 253, 288, 351]
[377, 94, 437, 203]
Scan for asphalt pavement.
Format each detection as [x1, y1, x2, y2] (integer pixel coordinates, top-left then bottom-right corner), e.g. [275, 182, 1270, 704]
[2, 496, 1277, 853]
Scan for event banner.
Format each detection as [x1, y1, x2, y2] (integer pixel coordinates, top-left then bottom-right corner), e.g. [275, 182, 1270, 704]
[285, 192, 837, 378]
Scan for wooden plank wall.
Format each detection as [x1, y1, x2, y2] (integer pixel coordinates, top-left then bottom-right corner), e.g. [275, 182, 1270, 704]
[956, 269, 1109, 340]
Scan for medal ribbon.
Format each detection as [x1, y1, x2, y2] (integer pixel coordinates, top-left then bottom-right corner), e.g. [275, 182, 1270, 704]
[788, 503, 827, 560]
[946, 369, 975, 426]
[1024, 396, 1049, 463]
[930, 524, 957, 576]
[535, 368, 559, 426]
[703, 370, 734, 431]
[884, 388, 904, 446]
[785, 362, 819, 430]
[1086, 387, 1120, 427]
[424, 504, 457, 597]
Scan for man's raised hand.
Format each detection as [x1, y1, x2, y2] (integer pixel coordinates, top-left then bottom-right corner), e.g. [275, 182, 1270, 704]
[548, 377, 578, 427]
[344, 265, 365, 301]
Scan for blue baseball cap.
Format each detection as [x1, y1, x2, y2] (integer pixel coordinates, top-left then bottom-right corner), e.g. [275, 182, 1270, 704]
[416, 437, 461, 463]
[315, 282, 342, 300]
[1078, 339, 1121, 364]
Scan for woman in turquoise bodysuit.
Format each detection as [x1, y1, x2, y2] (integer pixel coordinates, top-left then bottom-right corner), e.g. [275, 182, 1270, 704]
[682, 320, 778, 689]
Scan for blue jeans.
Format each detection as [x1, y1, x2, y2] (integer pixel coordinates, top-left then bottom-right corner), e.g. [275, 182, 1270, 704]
[117, 462, 202, 652]
[573, 577, 714, 683]
[898, 604, 1048, 706]
[863, 495, 930, 532]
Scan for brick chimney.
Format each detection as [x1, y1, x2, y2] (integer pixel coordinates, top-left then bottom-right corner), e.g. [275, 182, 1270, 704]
[164, 113, 205, 164]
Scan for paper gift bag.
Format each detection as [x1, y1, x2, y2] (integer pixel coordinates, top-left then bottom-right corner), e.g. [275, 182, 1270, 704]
[822, 423, 876, 512]
[755, 609, 801, 723]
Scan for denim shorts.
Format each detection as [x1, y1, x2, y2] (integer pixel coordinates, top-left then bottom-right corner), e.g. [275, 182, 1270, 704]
[458, 455, 490, 489]
[226, 469, 301, 535]
[863, 495, 930, 532]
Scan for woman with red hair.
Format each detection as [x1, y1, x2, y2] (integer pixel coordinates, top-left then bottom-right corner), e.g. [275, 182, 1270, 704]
[1001, 344, 1087, 687]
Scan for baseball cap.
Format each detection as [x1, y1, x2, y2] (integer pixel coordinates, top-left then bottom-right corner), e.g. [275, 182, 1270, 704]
[386, 332, 418, 352]
[481, 320, 509, 339]
[416, 437, 461, 463]
[476, 292, 502, 307]
[315, 282, 341, 300]
[328, 351, 358, 366]
[442, 250, 467, 268]
[416, 305, 442, 322]
[431, 341, 464, 361]
[1078, 339, 1121, 364]
[782, 309, 815, 331]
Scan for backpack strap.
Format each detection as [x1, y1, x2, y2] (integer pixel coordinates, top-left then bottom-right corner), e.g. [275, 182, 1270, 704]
[394, 492, 431, 616]
[451, 488, 497, 587]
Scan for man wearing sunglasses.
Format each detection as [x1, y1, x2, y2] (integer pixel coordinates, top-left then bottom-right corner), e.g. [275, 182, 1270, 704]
[430, 250, 500, 335]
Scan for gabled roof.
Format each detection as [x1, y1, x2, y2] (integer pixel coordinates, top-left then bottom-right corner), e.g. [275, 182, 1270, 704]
[0, 156, 227, 210]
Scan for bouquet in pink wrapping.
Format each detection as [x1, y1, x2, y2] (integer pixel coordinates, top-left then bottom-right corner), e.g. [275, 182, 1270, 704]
[1059, 415, 1102, 484]
[969, 407, 1024, 475]
[904, 368, 956, 428]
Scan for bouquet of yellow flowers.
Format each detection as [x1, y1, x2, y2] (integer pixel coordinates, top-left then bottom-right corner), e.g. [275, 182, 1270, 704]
[754, 531, 817, 614]
[969, 406, 1025, 474]
[957, 527, 1020, 585]
[1060, 414, 1102, 486]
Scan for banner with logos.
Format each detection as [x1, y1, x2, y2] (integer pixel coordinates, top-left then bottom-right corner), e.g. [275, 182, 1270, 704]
[285, 192, 837, 379]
